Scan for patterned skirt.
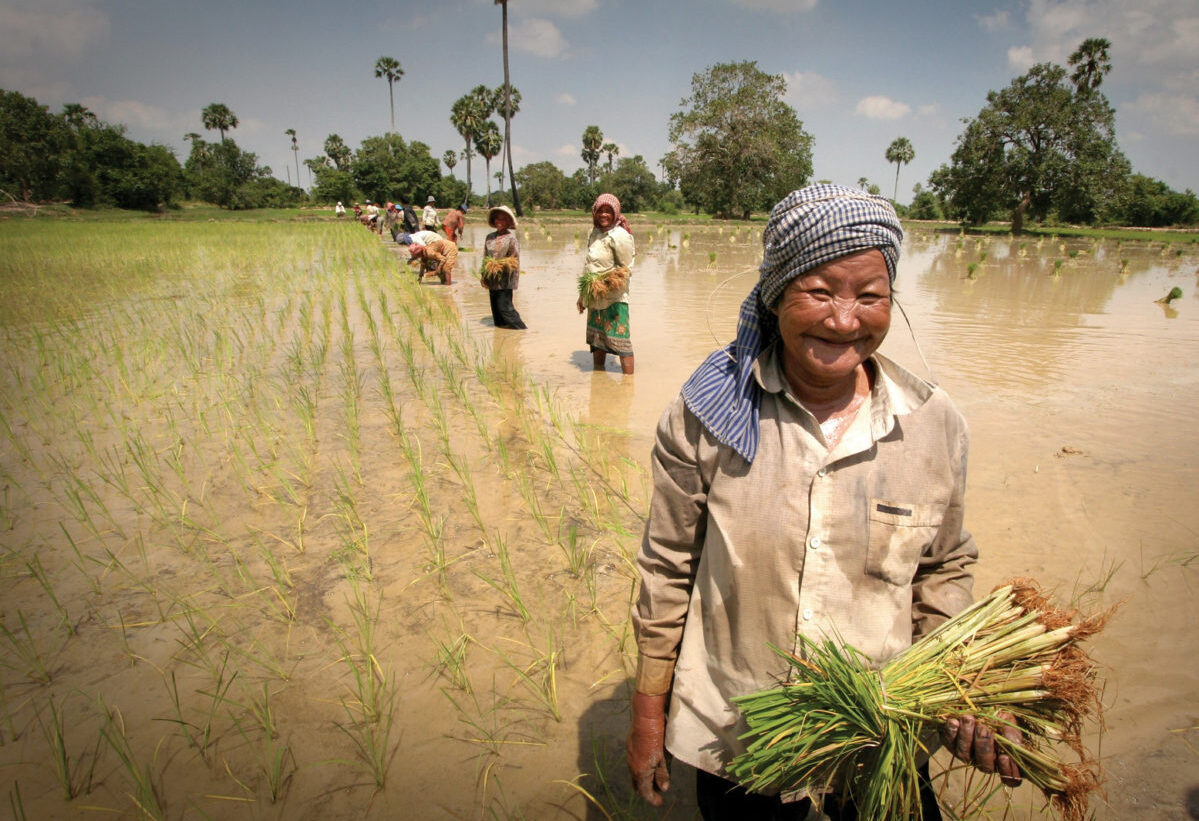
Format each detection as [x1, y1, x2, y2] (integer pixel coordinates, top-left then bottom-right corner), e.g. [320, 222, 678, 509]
[585, 302, 632, 356]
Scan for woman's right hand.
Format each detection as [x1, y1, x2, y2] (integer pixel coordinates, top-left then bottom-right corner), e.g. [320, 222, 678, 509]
[576, 298, 585, 314]
[627, 691, 670, 806]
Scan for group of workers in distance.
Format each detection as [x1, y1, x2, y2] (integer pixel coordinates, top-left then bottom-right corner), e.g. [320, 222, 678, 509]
[335, 193, 526, 330]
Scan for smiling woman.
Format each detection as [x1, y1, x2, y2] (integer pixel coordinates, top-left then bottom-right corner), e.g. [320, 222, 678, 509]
[627, 184, 1012, 819]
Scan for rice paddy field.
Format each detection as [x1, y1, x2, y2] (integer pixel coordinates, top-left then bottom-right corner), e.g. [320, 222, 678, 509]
[1, 213, 1197, 820]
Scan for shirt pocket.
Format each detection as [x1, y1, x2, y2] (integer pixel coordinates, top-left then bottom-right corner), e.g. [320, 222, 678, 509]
[865, 499, 943, 586]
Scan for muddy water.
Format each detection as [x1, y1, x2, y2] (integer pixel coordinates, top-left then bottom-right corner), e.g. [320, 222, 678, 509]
[451, 220, 1199, 818]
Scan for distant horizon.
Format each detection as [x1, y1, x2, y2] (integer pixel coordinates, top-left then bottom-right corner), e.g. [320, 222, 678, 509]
[3, 0, 1197, 205]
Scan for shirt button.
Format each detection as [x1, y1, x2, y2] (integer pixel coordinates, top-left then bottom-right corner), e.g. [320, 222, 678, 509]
[808, 536, 821, 550]
[802, 609, 814, 621]
[817, 468, 828, 478]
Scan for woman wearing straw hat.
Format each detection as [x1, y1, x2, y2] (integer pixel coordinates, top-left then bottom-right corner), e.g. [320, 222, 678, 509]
[627, 184, 1020, 818]
[480, 205, 526, 329]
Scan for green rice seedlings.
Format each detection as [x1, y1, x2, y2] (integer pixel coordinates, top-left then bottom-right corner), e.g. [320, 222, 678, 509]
[499, 627, 563, 722]
[557, 518, 592, 579]
[1119, 258, 1129, 274]
[98, 698, 166, 820]
[729, 580, 1110, 821]
[158, 655, 235, 762]
[0, 610, 56, 683]
[431, 630, 474, 693]
[229, 682, 295, 803]
[966, 263, 979, 280]
[24, 555, 74, 635]
[7, 780, 26, 821]
[36, 693, 101, 799]
[476, 532, 530, 622]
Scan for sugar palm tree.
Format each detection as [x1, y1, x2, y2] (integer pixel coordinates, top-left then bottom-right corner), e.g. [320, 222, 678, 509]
[201, 103, 238, 143]
[581, 125, 603, 185]
[475, 121, 503, 207]
[602, 142, 619, 173]
[885, 137, 915, 203]
[450, 92, 489, 200]
[1068, 37, 1112, 95]
[374, 56, 404, 132]
[285, 129, 301, 188]
[442, 150, 458, 179]
[494, 0, 522, 216]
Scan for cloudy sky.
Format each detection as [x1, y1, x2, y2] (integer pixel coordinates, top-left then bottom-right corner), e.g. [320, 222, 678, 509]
[2, 0, 1197, 202]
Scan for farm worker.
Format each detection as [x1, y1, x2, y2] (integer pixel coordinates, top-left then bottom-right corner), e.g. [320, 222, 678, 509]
[442, 203, 468, 244]
[627, 184, 1020, 818]
[480, 205, 525, 329]
[422, 195, 439, 231]
[575, 193, 635, 374]
[335, 201, 346, 217]
[364, 200, 379, 229]
[397, 230, 440, 247]
[399, 200, 421, 233]
[406, 236, 457, 286]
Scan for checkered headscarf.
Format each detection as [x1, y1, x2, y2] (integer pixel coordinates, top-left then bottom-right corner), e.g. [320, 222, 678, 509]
[680, 184, 903, 463]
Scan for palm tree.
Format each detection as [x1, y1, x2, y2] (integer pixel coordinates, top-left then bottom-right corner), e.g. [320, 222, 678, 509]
[450, 92, 488, 199]
[494, 0, 522, 216]
[285, 129, 301, 188]
[602, 142, 620, 173]
[475, 121, 503, 207]
[885, 137, 915, 203]
[442, 150, 458, 179]
[374, 56, 404, 132]
[201, 103, 238, 143]
[581, 125, 603, 185]
[184, 132, 207, 172]
[1068, 37, 1112, 95]
[323, 134, 352, 171]
[61, 103, 97, 130]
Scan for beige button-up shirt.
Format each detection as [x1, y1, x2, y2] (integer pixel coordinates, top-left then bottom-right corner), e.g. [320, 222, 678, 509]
[633, 346, 977, 779]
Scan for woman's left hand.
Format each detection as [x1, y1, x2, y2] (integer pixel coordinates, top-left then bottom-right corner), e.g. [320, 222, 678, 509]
[943, 713, 1023, 787]
[576, 298, 585, 314]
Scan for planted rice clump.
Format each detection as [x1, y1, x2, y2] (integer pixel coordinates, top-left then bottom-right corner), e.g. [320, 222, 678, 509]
[479, 256, 519, 285]
[729, 579, 1112, 821]
[577, 266, 629, 306]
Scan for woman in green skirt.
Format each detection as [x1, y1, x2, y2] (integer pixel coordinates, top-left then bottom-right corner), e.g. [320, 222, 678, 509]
[576, 193, 636, 374]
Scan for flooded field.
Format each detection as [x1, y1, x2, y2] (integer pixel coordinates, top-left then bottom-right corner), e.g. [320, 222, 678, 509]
[1, 216, 1196, 819]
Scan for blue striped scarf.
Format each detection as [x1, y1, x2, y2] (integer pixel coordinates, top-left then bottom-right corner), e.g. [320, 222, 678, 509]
[680, 184, 903, 463]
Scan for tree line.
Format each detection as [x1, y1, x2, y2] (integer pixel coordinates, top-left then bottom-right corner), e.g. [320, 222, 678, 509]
[2, 36, 1196, 227]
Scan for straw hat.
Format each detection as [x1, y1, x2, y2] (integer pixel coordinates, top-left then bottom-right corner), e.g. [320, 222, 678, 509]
[488, 205, 518, 229]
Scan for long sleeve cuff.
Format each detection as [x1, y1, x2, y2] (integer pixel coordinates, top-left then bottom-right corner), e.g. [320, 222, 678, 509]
[635, 655, 676, 696]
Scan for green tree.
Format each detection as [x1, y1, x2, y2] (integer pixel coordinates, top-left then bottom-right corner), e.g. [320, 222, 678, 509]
[602, 142, 620, 173]
[450, 89, 490, 200]
[374, 56, 404, 133]
[664, 61, 813, 219]
[1113, 174, 1199, 227]
[352, 133, 440, 205]
[930, 48, 1128, 231]
[513, 160, 567, 209]
[474, 120, 503, 206]
[1068, 37, 1112, 95]
[200, 103, 238, 143]
[323, 134, 352, 171]
[605, 155, 661, 213]
[442, 149, 458, 178]
[907, 183, 943, 220]
[885, 137, 915, 203]
[0, 89, 70, 201]
[581, 125, 603, 185]
[285, 128, 300, 187]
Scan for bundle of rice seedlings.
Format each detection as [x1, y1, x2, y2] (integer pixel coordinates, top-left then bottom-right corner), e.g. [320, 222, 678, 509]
[577, 266, 630, 306]
[728, 579, 1112, 821]
[479, 256, 519, 285]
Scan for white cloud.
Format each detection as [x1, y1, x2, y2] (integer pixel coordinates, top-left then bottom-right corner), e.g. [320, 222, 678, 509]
[486, 17, 568, 58]
[916, 103, 939, 118]
[80, 96, 189, 135]
[1006, 45, 1036, 70]
[855, 96, 911, 120]
[732, 0, 818, 11]
[555, 143, 577, 158]
[0, 0, 108, 62]
[556, 92, 577, 106]
[783, 71, 836, 110]
[1125, 91, 1199, 137]
[508, 0, 597, 17]
[977, 10, 1010, 31]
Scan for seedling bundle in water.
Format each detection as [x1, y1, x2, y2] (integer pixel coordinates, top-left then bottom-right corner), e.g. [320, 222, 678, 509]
[729, 579, 1112, 821]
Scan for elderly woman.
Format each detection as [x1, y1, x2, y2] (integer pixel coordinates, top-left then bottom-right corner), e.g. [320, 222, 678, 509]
[442, 203, 467, 244]
[576, 193, 635, 374]
[627, 184, 1019, 819]
[480, 205, 526, 329]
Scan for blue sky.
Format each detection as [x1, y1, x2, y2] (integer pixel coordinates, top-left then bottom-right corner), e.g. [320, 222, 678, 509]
[2, 0, 1197, 203]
